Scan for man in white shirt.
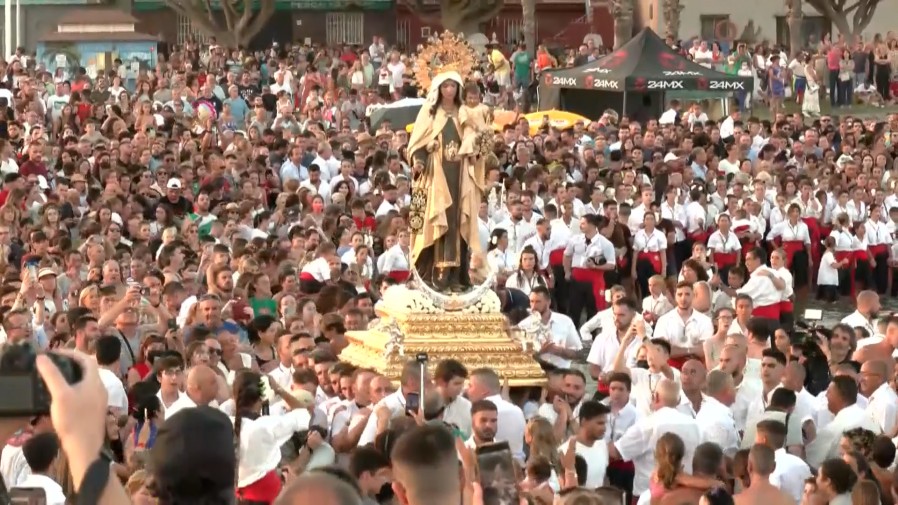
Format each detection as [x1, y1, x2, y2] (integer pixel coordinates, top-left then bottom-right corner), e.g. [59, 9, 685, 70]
[165, 365, 221, 420]
[357, 360, 426, 447]
[610, 378, 701, 497]
[95, 336, 128, 415]
[755, 419, 812, 503]
[14, 433, 66, 505]
[657, 99, 681, 126]
[842, 290, 880, 344]
[434, 359, 472, 438]
[586, 296, 649, 380]
[465, 400, 499, 450]
[680, 364, 739, 457]
[859, 359, 898, 435]
[522, 287, 582, 369]
[493, 200, 537, 255]
[0, 415, 52, 488]
[466, 367, 527, 461]
[374, 184, 401, 218]
[806, 375, 881, 468]
[652, 281, 714, 365]
[558, 401, 611, 489]
[537, 369, 587, 441]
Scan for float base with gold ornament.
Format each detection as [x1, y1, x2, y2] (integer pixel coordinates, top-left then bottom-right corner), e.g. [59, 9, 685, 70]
[339, 284, 545, 387]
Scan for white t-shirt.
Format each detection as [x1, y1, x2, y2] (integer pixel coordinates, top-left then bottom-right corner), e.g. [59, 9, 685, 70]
[98, 367, 128, 412]
[559, 437, 608, 489]
[45, 94, 70, 120]
[818, 251, 839, 286]
[386, 61, 405, 89]
[377, 68, 391, 86]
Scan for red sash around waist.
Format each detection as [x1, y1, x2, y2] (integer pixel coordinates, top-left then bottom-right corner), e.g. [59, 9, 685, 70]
[834, 250, 854, 267]
[572, 267, 606, 310]
[782, 240, 806, 268]
[688, 229, 710, 243]
[549, 248, 565, 267]
[636, 251, 663, 274]
[738, 232, 756, 257]
[752, 303, 781, 320]
[617, 255, 629, 269]
[387, 270, 410, 282]
[780, 300, 794, 313]
[869, 244, 889, 257]
[713, 251, 738, 270]
[609, 460, 635, 471]
[803, 217, 821, 237]
[854, 250, 870, 262]
[237, 470, 282, 502]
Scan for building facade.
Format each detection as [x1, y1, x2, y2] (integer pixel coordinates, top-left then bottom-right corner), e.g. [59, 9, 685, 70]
[638, 0, 898, 47]
[12, 0, 613, 54]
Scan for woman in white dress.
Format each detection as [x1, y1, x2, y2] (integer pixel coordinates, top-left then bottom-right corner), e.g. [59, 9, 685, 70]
[802, 54, 821, 118]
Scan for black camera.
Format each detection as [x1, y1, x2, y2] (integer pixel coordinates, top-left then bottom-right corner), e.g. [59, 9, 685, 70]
[0, 343, 83, 416]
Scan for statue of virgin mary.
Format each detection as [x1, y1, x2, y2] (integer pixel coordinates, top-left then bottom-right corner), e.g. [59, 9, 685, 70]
[406, 71, 485, 293]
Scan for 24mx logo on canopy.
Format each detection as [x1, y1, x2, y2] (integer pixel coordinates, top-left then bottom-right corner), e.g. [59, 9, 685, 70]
[709, 81, 745, 90]
[584, 75, 620, 89]
[697, 78, 746, 91]
[646, 80, 684, 90]
[544, 73, 577, 86]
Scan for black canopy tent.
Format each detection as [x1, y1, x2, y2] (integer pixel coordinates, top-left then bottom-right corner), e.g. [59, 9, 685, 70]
[537, 28, 751, 121]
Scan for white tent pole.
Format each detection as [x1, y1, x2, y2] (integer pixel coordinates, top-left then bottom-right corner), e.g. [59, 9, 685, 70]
[4, 0, 11, 59]
[15, 0, 20, 50]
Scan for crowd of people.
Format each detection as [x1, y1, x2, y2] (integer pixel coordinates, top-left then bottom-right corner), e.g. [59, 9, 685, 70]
[0, 20, 896, 505]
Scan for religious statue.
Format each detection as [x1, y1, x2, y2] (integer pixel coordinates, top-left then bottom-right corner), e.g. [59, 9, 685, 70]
[407, 31, 485, 293]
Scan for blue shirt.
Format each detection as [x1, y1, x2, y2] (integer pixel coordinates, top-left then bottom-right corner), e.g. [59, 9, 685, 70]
[690, 161, 708, 181]
[224, 97, 250, 124]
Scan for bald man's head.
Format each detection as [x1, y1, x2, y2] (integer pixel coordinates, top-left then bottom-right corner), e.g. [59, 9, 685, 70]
[680, 359, 707, 394]
[860, 359, 889, 396]
[857, 290, 879, 311]
[654, 378, 681, 409]
[718, 344, 746, 375]
[186, 365, 219, 406]
[275, 473, 363, 505]
[781, 361, 806, 391]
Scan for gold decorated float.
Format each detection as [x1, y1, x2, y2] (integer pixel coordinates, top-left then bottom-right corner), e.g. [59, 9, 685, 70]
[339, 30, 545, 386]
[339, 286, 546, 386]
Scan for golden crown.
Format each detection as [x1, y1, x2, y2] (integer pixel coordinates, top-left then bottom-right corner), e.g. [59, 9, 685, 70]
[413, 30, 478, 95]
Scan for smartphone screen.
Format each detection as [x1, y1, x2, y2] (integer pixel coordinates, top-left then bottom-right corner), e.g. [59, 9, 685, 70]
[804, 309, 823, 321]
[405, 392, 419, 415]
[475, 442, 520, 505]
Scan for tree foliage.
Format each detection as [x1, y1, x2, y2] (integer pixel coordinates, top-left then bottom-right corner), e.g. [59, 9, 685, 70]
[163, 0, 276, 48]
[805, 0, 880, 36]
[405, 0, 505, 37]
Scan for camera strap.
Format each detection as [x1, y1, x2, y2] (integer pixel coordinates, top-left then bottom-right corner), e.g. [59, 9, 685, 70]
[115, 330, 136, 369]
